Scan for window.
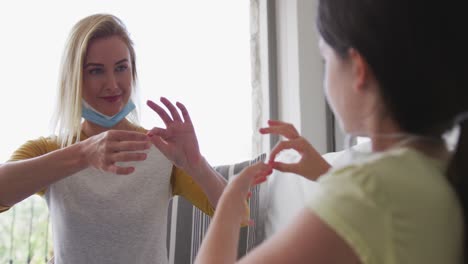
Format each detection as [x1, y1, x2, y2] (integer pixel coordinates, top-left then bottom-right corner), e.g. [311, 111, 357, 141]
[0, 1, 252, 262]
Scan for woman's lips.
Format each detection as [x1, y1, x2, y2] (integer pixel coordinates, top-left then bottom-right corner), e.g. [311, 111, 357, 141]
[101, 95, 122, 103]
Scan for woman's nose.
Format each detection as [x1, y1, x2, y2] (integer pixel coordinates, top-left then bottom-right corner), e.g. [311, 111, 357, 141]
[104, 72, 119, 92]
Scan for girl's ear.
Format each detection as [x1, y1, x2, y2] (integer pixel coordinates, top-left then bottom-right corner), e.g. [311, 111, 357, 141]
[348, 48, 371, 93]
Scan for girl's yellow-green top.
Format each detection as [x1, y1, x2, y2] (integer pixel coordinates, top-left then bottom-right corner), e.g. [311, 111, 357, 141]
[308, 147, 463, 263]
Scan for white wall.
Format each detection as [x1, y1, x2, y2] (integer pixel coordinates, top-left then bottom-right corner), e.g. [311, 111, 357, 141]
[275, 0, 328, 154]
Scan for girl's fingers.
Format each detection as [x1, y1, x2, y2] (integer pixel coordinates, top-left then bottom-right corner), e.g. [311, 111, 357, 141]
[271, 161, 300, 174]
[267, 119, 289, 126]
[269, 139, 304, 163]
[240, 200, 253, 227]
[241, 219, 255, 227]
[236, 163, 272, 188]
[253, 176, 268, 185]
[259, 124, 299, 140]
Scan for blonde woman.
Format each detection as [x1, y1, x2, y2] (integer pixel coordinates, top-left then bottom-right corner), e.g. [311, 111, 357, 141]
[0, 13, 227, 264]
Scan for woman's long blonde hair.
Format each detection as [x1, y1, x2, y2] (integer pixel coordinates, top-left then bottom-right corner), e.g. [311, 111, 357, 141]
[51, 13, 139, 147]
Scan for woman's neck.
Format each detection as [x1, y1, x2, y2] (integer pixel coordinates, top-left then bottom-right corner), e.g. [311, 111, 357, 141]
[81, 119, 136, 138]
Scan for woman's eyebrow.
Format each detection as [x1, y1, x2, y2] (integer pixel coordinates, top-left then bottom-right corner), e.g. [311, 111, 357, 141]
[115, 58, 129, 65]
[84, 62, 103, 69]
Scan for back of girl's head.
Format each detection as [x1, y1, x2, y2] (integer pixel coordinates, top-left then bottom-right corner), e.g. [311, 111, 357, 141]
[317, 0, 468, 134]
[52, 13, 138, 147]
[317, 0, 468, 259]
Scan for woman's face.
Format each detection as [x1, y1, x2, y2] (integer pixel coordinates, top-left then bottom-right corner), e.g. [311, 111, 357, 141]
[82, 35, 132, 116]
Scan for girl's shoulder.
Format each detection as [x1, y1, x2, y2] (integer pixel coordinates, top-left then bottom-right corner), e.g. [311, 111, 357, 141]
[320, 147, 452, 209]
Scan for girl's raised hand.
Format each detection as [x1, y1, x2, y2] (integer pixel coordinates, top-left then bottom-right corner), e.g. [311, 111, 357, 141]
[260, 120, 330, 181]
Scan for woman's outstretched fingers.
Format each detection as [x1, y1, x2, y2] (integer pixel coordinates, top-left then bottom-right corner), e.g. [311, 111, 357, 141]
[160, 97, 182, 122]
[147, 99, 173, 126]
[147, 127, 170, 139]
[146, 97, 202, 171]
[176, 101, 193, 124]
[147, 134, 167, 153]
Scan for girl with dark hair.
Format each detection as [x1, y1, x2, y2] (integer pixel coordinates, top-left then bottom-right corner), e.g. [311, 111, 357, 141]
[195, 0, 467, 263]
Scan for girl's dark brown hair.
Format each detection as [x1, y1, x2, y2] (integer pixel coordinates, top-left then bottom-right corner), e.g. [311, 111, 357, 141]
[317, 0, 468, 259]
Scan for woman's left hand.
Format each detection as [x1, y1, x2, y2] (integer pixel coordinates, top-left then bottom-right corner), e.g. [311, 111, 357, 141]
[146, 97, 202, 172]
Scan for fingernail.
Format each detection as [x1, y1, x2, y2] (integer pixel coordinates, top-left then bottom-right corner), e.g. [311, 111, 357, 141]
[247, 191, 252, 199]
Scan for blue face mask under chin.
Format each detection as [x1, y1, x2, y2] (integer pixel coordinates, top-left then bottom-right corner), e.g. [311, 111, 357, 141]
[82, 100, 136, 128]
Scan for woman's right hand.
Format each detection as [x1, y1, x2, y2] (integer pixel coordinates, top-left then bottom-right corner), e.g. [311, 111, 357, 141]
[259, 120, 331, 181]
[80, 130, 151, 175]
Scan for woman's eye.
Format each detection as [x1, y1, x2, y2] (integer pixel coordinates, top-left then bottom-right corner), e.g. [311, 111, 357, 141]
[89, 68, 103, 75]
[116, 65, 128, 72]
